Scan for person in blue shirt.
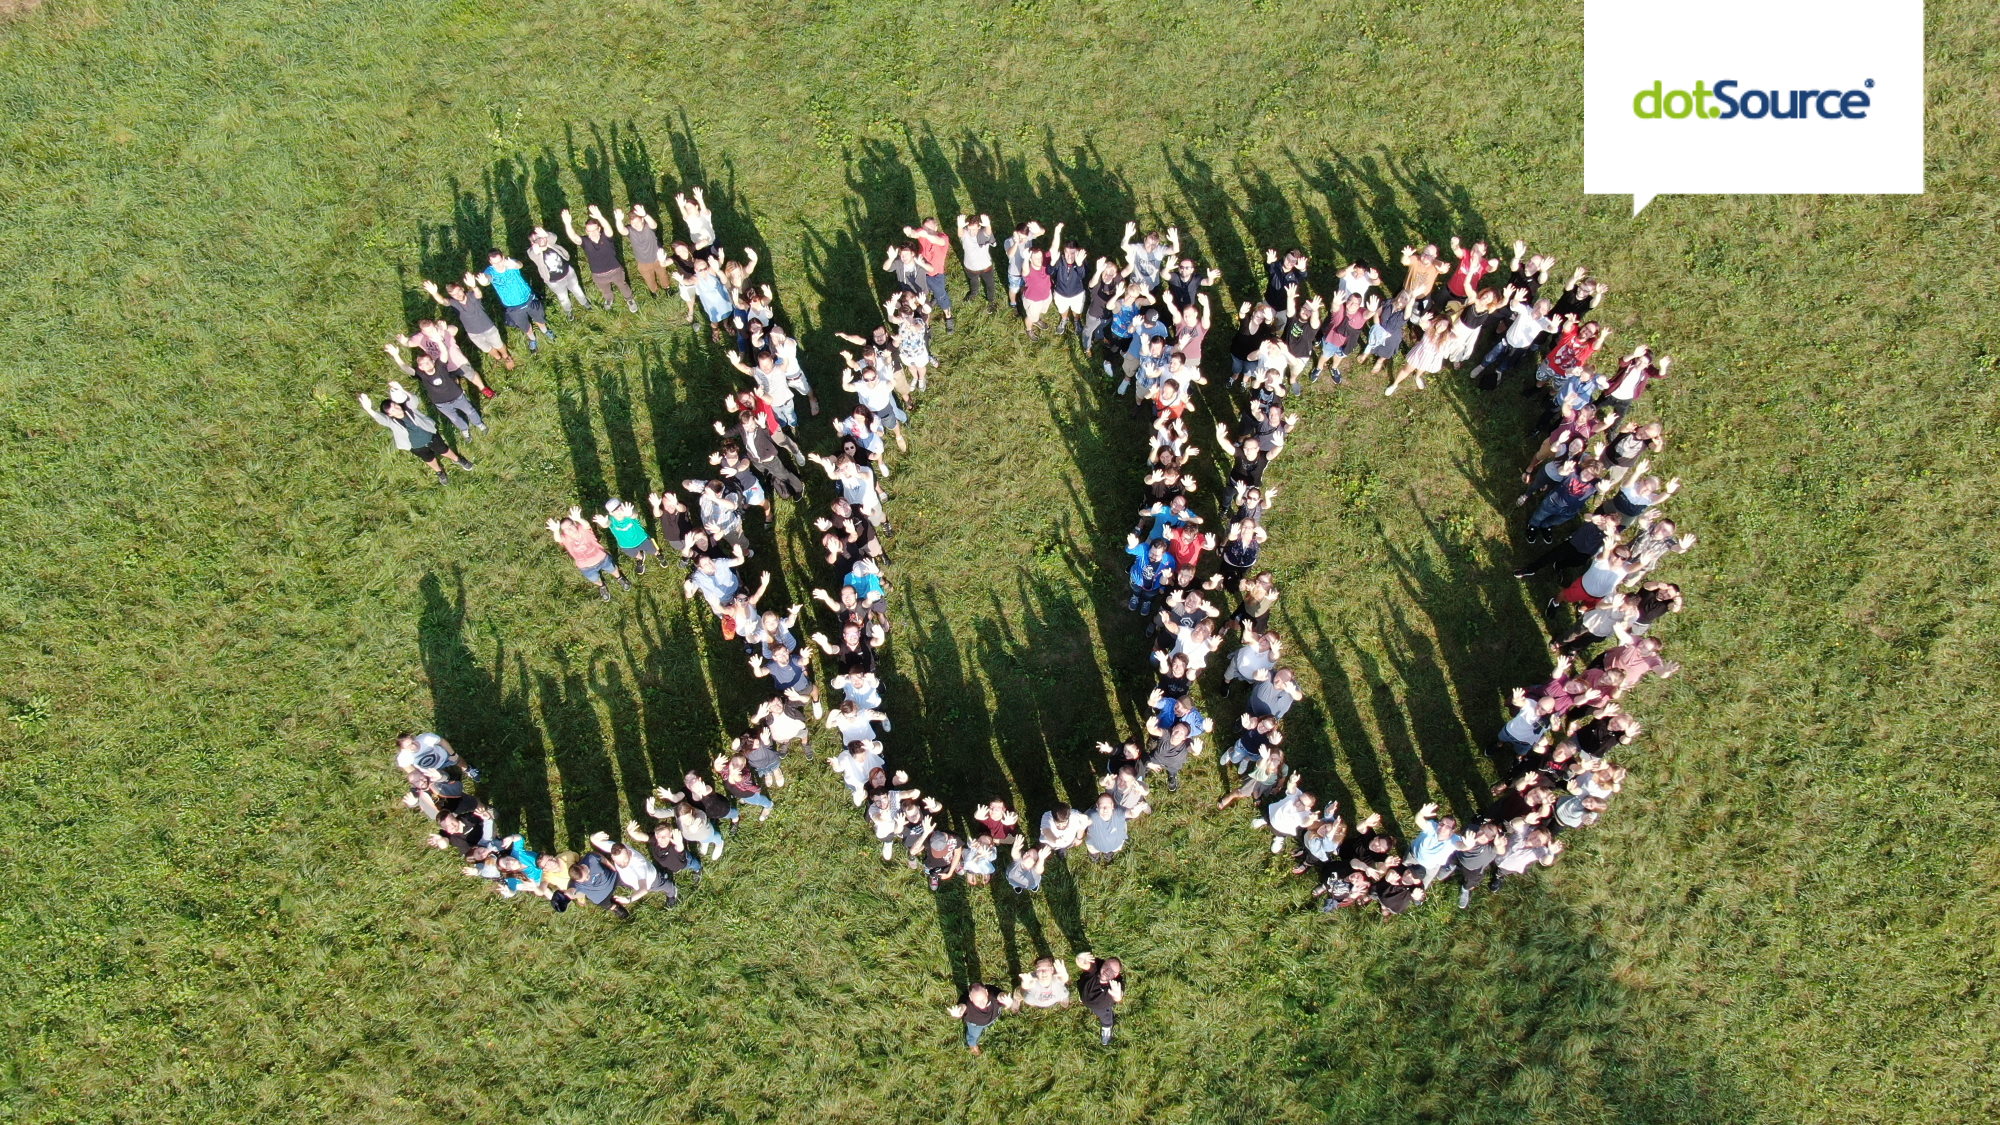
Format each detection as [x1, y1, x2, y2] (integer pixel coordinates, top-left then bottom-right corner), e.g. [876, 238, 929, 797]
[1116, 307, 1171, 395]
[1124, 536, 1176, 616]
[1138, 493, 1198, 542]
[477, 250, 557, 353]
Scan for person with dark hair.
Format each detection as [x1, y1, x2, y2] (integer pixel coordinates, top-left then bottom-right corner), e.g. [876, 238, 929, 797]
[385, 337, 486, 435]
[901, 217, 955, 333]
[358, 388, 473, 485]
[947, 982, 1017, 1054]
[955, 213, 998, 310]
[561, 205, 637, 313]
[423, 275, 517, 371]
[1074, 953, 1126, 1045]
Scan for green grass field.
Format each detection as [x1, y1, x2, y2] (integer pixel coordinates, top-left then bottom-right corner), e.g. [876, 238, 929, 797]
[3, 1, 1998, 1122]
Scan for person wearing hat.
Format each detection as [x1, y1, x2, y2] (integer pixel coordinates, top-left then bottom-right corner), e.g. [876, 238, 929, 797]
[357, 386, 473, 484]
[593, 498, 658, 576]
[546, 506, 629, 601]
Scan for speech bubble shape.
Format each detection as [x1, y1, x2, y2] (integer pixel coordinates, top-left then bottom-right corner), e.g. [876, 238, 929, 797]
[1585, 0, 1923, 216]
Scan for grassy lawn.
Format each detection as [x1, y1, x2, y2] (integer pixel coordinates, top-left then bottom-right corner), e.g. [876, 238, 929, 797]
[2, 1, 1997, 1122]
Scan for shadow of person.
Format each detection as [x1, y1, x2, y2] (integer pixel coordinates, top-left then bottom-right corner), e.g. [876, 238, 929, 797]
[415, 570, 555, 850]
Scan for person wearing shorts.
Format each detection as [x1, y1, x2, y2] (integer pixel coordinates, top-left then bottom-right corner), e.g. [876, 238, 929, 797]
[358, 387, 472, 485]
[617, 204, 670, 296]
[423, 276, 516, 371]
[479, 251, 556, 352]
[526, 228, 588, 317]
[594, 497, 658, 575]
[1050, 241, 1089, 336]
[562, 205, 637, 312]
[955, 213, 998, 310]
[547, 506, 629, 601]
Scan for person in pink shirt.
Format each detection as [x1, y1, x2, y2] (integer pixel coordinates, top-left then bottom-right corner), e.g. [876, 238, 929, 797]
[546, 506, 629, 601]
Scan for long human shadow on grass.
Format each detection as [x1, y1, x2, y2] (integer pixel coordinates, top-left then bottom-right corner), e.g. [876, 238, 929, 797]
[1274, 892, 1751, 1124]
[416, 570, 556, 850]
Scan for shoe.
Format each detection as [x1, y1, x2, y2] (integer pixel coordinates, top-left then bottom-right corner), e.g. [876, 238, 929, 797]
[635, 559, 647, 576]
[1270, 836, 1285, 853]
[627, 300, 639, 313]
[1102, 361, 1115, 379]
[597, 585, 612, 601]
[1458, 887, 1472, 909]
[456, 457, 474, 469]
[1250, 817, 1267, 829]
[543, 326, 557, 339]
[944, 318, 954, 334]
[602, 300, 615, 312]
[481, 387, 496, 399]
[1116, 380, 1130, 395]
[528, 336, 539, 353]
[475, 423, 489, 433]
[618, 576, 632, 590]
[1511, 569, 1533, 579]
[1167, 777, 1179, 793]
[435, 469, 450, 484]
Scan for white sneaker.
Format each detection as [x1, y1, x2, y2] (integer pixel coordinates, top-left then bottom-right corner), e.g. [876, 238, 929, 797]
[1270, 836, 1285, 853]
[1250, 817, 1267, 829]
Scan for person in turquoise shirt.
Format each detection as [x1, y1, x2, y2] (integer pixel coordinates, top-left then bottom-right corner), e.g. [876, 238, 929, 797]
[477, 249, 558, 353]
[593, 498, 658, 575]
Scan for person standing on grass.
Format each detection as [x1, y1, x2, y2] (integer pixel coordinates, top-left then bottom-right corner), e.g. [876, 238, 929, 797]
[1124, 536, 1176, 618]
[615, 204, 669, 298]
[1144, 718, 1202, 794]
[1263, 776, 1318, 855]
[1074, 954, 1125, 1045]
[1039, 806, 1088, 856]
[947, 983, 1017, 1055]
[687, 549, 758, 618]
[1445, 236, 1501, 305]
[592, 497, 658, 576]
[1020, 245, 1055, 338]
[675, 186, 719, 259]
[1082, 793, 1129, 865]
[1217, 745, 1287, 813]
[1313, 292, 1370, 385]
[1524, 460, 1602, 545]
[478, 249, 558, 352]
[562, 206, 637, 313]
[1384, 313, 1452, 397]
[1005, 838, 1051, 894]
[1472, 287, 1554, 390]
[1003, 219, 1045, 314]
[1599, 472, 1681, 530]
[1051, 242, 1092, 340]
[547, 507, 629, 600]
[1080, 256, 1124, 352]
[1164, 258, 1221, 321]
[384, 344, 486, 436]
[1262, 247, 1309, 309]
[1398, 243, 1447, 314]
[423, 277, 516, 371]
[956, 213, 998, 310]
[522, 228, 588, 318]
[1123, 223, 1180, 292]
[900, 217, 955, 332]
[398, 318, 491, 399]
[1016, 956, 1072, 1011]
[358, 388, 473, 484]
[566, 850, 630, 919]
[1363, 291, 1411, 382]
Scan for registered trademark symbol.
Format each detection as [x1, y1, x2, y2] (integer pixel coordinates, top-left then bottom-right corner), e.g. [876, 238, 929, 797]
[1866, 79, 1875, 87]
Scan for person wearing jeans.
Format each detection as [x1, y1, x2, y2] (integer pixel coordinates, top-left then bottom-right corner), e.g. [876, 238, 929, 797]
[385, 346, 485, 435]
[1125, 536, 1176, 617]
[947, 984, 1014, 1055]
[902, 217, 954, 331]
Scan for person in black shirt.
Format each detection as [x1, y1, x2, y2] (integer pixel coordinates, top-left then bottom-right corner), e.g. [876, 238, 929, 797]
[946, 983, 1017, 1054]
[1080, 258, 1125, 351]
[1263, 247, 1309, 308]
[1513, 513, 1617, 578]
[1074, 953, 1126, 1044]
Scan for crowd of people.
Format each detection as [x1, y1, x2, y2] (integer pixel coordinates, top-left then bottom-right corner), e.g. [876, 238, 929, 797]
[370, 177, 1692, 1051]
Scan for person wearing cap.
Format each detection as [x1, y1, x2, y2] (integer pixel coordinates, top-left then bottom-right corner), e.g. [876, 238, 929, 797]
[357, 387, 473, 484]
[546, 506, 629, 601]
[593, 498, 658, 576]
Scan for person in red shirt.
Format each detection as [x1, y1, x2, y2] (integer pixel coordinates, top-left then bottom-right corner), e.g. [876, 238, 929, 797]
[1163, 521, 1215, 588]
[546, 506, 628, 600]
[901, 218, 955, 332]
[1446, 236, 1500, 302]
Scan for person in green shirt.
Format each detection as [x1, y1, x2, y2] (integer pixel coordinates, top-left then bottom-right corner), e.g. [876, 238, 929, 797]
[592, 498, 658, 576]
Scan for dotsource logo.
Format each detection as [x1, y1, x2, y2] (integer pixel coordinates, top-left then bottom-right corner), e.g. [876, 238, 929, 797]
[1632, 79, 1876, 120]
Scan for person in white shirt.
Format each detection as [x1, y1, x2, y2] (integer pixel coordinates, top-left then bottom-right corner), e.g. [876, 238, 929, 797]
[1038, 807, 1088, 853]
[956, 213, 998, 310]
[1472, 286, 1555, 389]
